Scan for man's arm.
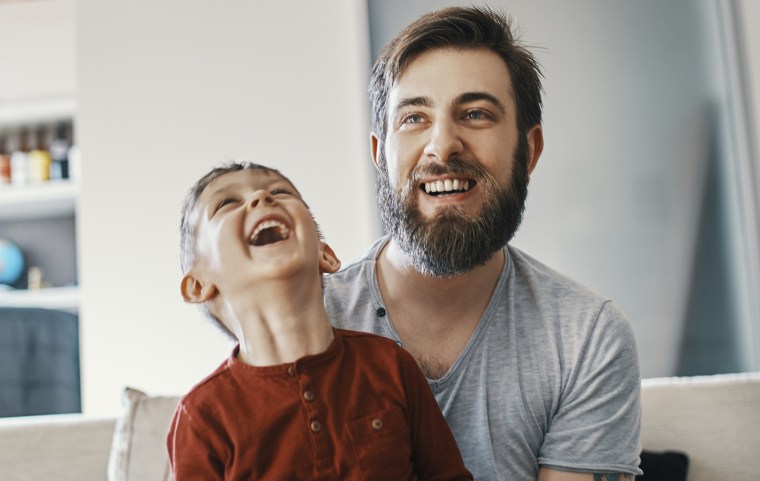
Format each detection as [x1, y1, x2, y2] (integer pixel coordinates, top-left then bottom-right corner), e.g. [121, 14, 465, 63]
[538, 467, 634, 481]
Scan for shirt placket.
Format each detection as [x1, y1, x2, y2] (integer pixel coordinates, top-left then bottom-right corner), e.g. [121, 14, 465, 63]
[288, 363, 331, 473]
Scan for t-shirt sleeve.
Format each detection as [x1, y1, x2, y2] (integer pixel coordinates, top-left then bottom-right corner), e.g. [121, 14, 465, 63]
[167, 402, 226, 481]
[399, 348, 474, 481]
[538, 301, 643, 476]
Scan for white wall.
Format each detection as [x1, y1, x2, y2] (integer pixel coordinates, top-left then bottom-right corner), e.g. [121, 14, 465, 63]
[76, 0, 375, 415]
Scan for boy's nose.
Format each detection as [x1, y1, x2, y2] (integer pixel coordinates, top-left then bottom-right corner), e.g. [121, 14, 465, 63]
[248, 190, 274, 209]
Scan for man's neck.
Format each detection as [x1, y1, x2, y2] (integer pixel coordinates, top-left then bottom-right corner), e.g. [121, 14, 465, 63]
[375, 239, 505, 377]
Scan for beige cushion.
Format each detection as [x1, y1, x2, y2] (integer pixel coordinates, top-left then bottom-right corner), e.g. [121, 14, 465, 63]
[0, 414, 115, 481]
[641, 372, 760, 481]
[107, 387, 180, 481]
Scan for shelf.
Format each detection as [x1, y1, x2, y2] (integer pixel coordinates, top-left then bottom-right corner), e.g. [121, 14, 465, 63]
[0, 285, 79, 312]
[0, 95, 76, 128]
[0, 181, 78, 221]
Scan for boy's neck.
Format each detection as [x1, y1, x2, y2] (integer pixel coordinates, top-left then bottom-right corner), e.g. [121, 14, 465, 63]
[222, 278, 335, 367]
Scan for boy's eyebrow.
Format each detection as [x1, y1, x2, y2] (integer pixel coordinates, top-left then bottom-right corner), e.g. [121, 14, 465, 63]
[454, 91, 506, 114]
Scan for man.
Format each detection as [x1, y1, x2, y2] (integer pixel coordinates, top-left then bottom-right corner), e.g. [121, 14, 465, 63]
[324, 6, 641, 481]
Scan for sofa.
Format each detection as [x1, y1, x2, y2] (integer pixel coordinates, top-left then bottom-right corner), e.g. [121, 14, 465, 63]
[1, 372, 759, 481]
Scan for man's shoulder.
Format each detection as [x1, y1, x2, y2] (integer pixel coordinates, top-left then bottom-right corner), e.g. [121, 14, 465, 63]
[326, 237, 386, 287]
[507, 244, 610, 304]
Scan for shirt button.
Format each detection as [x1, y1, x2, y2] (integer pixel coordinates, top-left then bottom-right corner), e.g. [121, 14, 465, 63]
[303, 390, 315, 402]
[310, 420, 322, 432]
[371, 418, 383, 431]
[376, 307, 386, 317]
[287, 366, 295, 377]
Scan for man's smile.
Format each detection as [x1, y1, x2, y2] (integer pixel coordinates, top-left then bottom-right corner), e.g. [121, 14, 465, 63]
[421, 177, 476, 196]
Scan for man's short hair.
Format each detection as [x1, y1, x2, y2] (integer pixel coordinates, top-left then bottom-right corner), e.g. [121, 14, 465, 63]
[369, 6, 543, 143]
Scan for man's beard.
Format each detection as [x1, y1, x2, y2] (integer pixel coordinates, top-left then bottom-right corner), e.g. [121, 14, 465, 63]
[376, 134, 530, 278]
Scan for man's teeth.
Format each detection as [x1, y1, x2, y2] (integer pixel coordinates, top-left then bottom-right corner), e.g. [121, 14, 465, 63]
[250, 220, 290, 245]
[423, 178, 471, 194]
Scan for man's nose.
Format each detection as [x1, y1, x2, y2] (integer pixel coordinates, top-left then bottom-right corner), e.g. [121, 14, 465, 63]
[423, 119, 464, 162]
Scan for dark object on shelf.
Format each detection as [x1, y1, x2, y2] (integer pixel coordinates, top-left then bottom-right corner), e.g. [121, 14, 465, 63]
[0, 307, 81, 417]
[637, 450, 689, 481]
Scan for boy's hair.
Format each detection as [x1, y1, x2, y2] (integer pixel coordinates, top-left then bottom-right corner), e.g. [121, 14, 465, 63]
[180, 161, 318, 340]
[369, 6, 543, 144]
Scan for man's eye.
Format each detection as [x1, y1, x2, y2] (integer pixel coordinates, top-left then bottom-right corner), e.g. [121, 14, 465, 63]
[465, 110, 489, 120]
[402, 113, 424, 124]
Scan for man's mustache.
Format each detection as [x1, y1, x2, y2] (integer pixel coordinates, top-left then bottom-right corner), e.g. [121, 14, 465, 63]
[410, 157, 488, 183]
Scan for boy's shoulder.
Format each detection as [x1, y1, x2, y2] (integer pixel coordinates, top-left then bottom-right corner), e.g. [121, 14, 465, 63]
[177, 351, 236, 409]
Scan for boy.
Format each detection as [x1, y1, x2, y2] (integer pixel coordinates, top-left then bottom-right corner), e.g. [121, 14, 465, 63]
[167, 162, 472, 481]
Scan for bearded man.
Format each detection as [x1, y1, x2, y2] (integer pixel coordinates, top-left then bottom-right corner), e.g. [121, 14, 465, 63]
[324, 6, 641, 481]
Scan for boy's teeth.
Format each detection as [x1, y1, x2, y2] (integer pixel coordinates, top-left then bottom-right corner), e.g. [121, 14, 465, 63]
[423, 178, 471, 194]
[250, 220, 290, 245]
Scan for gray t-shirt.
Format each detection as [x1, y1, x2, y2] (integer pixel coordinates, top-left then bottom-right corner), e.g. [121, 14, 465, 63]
[324, 237, 642, 481]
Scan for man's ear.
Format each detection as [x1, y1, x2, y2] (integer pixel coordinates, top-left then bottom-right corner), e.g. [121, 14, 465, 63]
[526, 124, 544, 175]
[370, 132, 382, 170]
[318, 242, 341, 275]
[180, 272, 218, 304]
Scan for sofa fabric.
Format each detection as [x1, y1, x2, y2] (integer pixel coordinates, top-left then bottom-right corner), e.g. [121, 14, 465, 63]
[107, 387, 179, 481]
[640, 372, 760, 481]
[0, 414, 115, 481]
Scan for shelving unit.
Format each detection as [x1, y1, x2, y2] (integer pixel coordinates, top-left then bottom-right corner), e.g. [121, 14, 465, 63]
[0, 182, 79, 311]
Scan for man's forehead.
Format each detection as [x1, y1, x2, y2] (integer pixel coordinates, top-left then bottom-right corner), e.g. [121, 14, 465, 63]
[391, 47, 514, 106]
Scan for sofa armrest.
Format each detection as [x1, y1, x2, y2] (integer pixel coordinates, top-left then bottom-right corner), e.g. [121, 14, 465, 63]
[0, 414, 116, 481]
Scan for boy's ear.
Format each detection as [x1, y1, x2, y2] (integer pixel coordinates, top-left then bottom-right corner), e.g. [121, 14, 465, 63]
[180, 272, 218, 304]
[318, 242, 341, 275]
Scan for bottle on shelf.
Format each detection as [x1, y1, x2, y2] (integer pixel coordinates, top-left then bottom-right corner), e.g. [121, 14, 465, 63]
[0, 134, 11, 185]
[27, 126, 52, 183]
[10, 128, 29, 186]
[49, 122, 71, 181]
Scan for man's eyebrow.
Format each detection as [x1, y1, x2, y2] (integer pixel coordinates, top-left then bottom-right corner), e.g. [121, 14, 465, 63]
[392, 96, 432, 115]
[455, 91, 506, 114]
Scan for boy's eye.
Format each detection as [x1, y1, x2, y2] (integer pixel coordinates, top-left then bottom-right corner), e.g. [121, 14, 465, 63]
[271, 188, 292, 196]
[214, 198, 237, 213]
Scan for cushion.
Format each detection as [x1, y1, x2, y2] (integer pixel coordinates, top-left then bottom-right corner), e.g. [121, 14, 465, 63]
[107, 387, 180, 481]
[637, 450, 688, 480]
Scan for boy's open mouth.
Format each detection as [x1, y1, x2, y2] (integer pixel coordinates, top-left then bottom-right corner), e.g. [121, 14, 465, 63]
[249, 219, 291, 246]
[421, 178, 474, 196]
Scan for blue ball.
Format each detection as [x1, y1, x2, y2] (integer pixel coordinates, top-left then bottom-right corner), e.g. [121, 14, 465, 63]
[0, 238, 25, 286]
